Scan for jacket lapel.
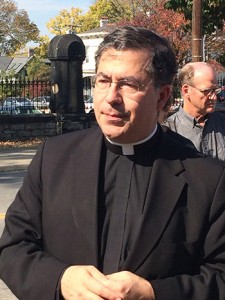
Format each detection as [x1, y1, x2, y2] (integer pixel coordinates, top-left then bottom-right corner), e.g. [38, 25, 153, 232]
[69, 126, 103, 267]
[124, 158, 186, 272]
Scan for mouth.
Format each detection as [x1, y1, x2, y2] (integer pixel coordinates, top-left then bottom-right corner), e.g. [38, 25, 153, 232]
[104, 111, 129, 121]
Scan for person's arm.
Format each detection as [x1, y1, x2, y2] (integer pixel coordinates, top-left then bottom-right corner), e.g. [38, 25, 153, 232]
[94, 168, 225, 300]
[0, 143, 69, 300]
[150, 167, 225, 300]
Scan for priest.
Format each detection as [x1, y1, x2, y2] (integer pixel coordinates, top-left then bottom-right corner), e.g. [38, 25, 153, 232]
[1, 26, 225, 300]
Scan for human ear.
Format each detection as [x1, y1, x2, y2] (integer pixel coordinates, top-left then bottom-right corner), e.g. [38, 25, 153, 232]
[182, 84, 190, 99]
[156, 85, 172, 111]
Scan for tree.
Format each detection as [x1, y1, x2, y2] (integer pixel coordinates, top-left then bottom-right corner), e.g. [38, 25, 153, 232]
[112, 0, 162, 18]
[217, 53, 225, 68]
[34, 35, 50, 58]
[26, 57, 51, 80]
[115, 0, 224, 70]
[118, 0, 191, 67]
[165, 0, 225, 34]
[47, 7, 84, 35]
[80, 0, 131, 31]
[204, 34, 225, 70]
[0, 0, 39, 55]
[165, 0, 225, 68]
[47, 0, 132, 35]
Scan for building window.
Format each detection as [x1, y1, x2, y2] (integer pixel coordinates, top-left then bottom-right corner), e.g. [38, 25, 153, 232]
[85, 46, 90, 63]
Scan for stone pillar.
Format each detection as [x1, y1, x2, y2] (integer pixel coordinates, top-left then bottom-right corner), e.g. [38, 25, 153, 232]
[48, 33, 86, 114]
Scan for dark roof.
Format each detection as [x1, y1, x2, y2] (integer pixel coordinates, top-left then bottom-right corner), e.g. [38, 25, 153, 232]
[7, 57, 32, 73]
[0, 57, 13, 71]
[0, 56, 33, 74]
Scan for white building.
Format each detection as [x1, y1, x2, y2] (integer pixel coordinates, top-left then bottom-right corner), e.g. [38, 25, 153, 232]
[77, 18, 116, 100]
[78, 18, 116, 77]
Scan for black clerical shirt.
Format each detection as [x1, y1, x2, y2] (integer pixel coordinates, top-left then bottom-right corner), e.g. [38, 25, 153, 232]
[98, 126, 162, 274]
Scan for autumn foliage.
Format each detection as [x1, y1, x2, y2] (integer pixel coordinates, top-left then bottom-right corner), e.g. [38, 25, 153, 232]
[118, 0, 191, 67]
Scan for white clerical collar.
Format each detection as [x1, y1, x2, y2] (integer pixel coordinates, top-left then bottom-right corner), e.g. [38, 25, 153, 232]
[106, 124, 158, 155]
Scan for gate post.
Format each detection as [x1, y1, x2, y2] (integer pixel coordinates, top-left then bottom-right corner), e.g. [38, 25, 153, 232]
[48, 33, 86, 114]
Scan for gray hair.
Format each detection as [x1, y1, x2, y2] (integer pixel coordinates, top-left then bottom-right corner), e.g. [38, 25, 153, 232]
[178, 62, 214, 88]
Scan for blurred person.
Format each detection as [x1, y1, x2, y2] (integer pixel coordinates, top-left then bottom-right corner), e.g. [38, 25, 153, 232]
[1, 27, 225, 300]
[165, 62, 225, 161]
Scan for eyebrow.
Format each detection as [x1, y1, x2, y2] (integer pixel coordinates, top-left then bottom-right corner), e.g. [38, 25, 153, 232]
[96, 72, 142, 83]
[97, 72, 109, 78]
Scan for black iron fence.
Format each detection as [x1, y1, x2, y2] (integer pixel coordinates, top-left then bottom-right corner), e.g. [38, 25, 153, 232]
[217, 77, 225, 88]
[0, 78, 51, 114]
[0, 77, 93, 115]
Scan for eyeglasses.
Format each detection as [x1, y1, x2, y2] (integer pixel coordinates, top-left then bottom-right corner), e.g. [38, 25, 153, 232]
[93, 74, 151, 95]
[188, 85, 221, 97]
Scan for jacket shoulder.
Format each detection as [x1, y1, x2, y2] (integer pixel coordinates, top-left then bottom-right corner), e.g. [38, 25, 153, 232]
[43, 124, 101, 150]
[160, 126, 199, 158]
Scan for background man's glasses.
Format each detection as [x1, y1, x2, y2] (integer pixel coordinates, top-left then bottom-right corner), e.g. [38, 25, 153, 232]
[189, 85, 221, 97]
[93, 75, 150, 95]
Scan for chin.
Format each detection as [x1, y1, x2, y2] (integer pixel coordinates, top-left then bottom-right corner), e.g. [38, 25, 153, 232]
[104, 128, 131, 143]
[104, 131, 124, 141]
[100, 121, 125, 137]
[206, 108, 215, 113]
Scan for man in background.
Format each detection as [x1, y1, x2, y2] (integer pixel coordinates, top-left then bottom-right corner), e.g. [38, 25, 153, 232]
[165, 62, 225, 161]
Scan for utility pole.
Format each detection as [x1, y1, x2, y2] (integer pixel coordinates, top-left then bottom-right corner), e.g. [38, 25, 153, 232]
[192, 0, 203, 61]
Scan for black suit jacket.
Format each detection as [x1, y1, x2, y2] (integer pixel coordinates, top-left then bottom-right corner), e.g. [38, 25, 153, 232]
[1, 125, 225, 300]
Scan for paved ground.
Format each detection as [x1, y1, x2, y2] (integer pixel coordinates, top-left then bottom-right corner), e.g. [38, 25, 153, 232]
[0, 146, 37, 299]
[0, 281, 18, 300]
[0, 147, 37, 172]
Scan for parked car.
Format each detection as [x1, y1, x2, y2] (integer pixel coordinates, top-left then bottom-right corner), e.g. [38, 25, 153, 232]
[3, 97, 34, 110]
[84, 96, 94, 113]
[33, 96, 50, 110]
[0, 108, 42, 115]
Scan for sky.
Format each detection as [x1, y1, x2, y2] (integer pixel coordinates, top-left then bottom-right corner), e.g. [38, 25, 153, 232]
[15, 0, 93, 37]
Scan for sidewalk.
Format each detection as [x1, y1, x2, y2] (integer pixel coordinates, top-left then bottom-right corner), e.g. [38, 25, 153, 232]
[0, 148, 37, 172]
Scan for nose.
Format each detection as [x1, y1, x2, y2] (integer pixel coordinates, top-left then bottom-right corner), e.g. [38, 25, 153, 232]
[105, 83, 123, 105]
[209, 92, 217, 101]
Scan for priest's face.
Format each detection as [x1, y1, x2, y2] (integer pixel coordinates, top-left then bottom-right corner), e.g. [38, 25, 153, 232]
[93, 48, 171, 143]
